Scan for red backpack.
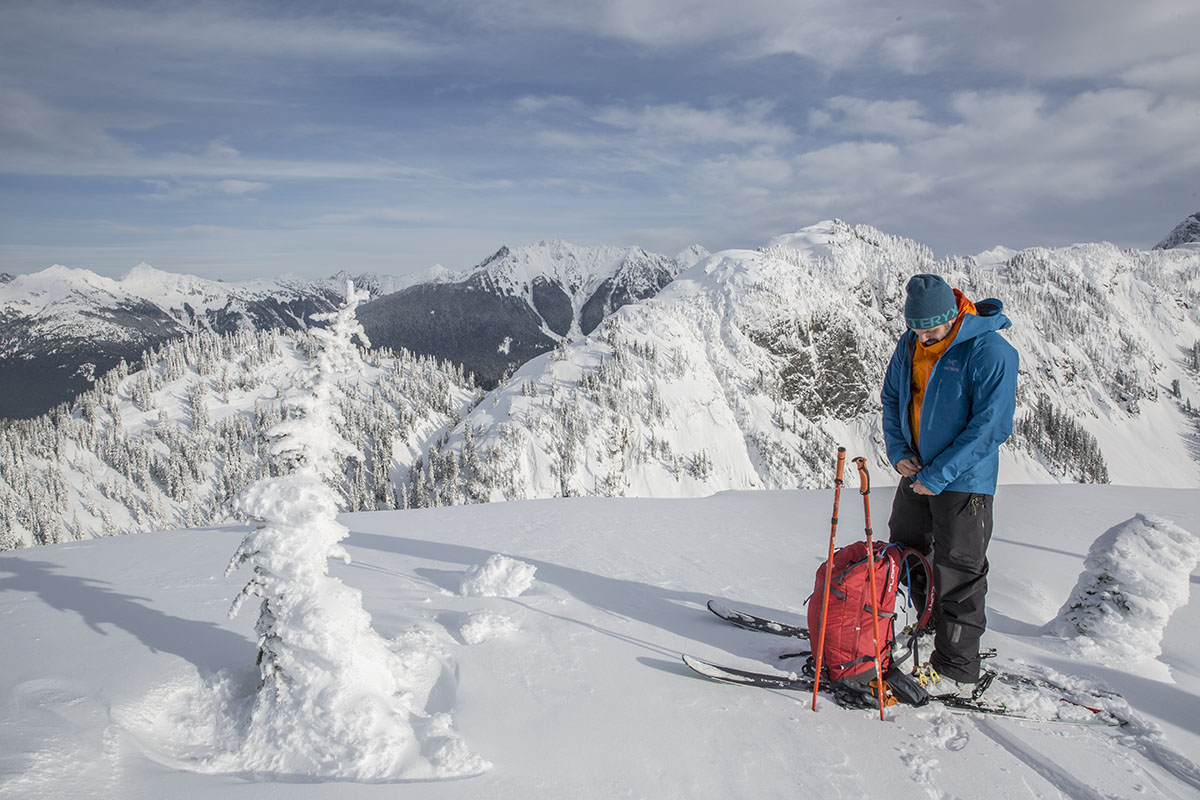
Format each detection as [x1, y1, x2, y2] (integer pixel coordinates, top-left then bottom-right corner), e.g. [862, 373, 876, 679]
[808, 541, 932, 684]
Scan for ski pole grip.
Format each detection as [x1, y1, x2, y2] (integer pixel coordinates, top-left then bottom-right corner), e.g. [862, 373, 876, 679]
[853, 456, 870, 495]
[835, 447, 846, 485]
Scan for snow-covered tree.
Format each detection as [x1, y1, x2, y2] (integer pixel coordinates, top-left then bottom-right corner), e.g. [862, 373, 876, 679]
[223, 282, 476, 779]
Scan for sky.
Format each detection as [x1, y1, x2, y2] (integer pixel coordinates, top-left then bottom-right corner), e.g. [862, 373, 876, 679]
[1, 0, 1198, 281]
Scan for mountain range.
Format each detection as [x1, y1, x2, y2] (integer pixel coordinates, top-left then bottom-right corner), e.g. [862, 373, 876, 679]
[0, 266, 359, 419]
[357, 240, 698, 388]
[413, 220, 1200, 506]
[1, 215, 1199, 549]
[0, 242, 698, 418]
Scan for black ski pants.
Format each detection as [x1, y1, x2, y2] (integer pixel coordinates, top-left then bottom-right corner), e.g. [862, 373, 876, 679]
[887, 476, 993, 683]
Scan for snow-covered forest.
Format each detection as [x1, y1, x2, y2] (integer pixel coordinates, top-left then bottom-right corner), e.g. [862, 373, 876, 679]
[0, 328, 479, 549]
[3, 221, 1199, 551]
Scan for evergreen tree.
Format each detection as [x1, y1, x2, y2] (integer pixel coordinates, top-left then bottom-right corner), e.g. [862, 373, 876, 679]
[224, 282, 431, 777]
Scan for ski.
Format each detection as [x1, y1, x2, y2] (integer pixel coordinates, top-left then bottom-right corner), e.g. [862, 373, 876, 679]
[937, 695, 1125, 727]
[681, 654, 1127, 727]
[683, 653, 812, 690]
[706, 599, 809, 640]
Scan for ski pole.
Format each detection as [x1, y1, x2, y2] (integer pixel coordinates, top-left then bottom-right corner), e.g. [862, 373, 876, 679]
[853, 456, 888, 720]
[811, 447, 846, 712]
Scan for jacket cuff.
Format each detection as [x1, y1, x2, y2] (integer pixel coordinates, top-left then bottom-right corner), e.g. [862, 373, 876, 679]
[914, 470, 944, 495]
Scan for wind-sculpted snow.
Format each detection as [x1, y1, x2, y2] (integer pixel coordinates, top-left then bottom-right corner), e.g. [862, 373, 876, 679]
[217, 284, 486, 781]
[1048, 514, 1200, 666]
[458, 554, 537, 598]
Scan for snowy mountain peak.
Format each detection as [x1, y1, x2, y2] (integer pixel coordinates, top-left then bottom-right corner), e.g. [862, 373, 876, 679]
[1154, 211, 1200, 250]
[0, 264, 124, 307]
[465, 239, 683, 300]
[763, 219, 936, 278]
[0, 263, 367, 417]
[674, 244, 711, 268]
[120, 262, 184, 284]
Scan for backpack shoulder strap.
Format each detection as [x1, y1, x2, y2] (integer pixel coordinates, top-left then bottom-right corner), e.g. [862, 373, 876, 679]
[887, 545, 934, 632]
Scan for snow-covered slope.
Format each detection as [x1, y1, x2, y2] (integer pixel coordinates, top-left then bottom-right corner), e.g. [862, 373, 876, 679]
[0, 328, 479, 549]
[1, 486, 1198, 797]
[359, 240, 687, 386]
[465, 240, 685, 338]
[1155, 211, 1200, 250]
[342, 263, 464, 297]
[412, 221, 1200, 505]
[0, 264, 405, 418]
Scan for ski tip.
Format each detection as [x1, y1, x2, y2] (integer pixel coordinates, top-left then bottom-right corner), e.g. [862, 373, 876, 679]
[706, 599, 731, 615]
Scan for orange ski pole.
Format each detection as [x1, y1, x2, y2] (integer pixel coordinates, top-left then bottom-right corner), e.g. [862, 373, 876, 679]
[854, 456, 888, 721]
[811, 447, 846, 711]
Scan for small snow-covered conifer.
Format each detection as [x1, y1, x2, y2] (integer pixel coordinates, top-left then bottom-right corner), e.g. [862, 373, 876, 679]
[223, 282, 484, 780]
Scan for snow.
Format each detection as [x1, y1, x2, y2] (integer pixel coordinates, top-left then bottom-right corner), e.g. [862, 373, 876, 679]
[215, 284, 485, 782]
[470, 240, 673, 299]
[2, 484, 1199, 798]
[0, 260, 406, 353]
[1048, 514, 1200, 667]
[459, 612, 518, 645]
[457, 554, 537, 598]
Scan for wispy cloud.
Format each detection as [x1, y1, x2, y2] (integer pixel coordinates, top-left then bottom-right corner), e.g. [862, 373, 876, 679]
[0, 88, 134, 162]
[593, 102, 793, 145]
[809, 97, 936, 141]
[215, 180, 269, 196]
[1, 1, 435, 65]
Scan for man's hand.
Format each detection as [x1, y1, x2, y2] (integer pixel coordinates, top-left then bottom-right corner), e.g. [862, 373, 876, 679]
[910, 479, 936, 496]
[896, 457, 921, 477]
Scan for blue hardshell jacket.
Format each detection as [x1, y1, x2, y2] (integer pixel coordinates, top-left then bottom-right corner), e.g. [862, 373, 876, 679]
[880, 298, 1019, 495]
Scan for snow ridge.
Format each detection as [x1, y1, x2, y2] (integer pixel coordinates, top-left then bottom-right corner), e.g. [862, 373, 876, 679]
[410, 220, 1200, 508]
[466, 239, 686, 339]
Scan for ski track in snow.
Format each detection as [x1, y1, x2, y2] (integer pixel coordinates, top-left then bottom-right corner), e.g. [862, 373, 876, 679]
[971, 717, 1117, 800]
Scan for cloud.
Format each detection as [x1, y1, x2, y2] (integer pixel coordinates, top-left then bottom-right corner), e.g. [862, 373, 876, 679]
[593, 101, 793, 145]
[964, 0, 1200, 84]
[878, 34, 938, 75]
[514, 95, 583, 114]
[694, 148, 795, 190]
[313, 207, 452, 226]
[215, 180, 269, 196]
[776, 86, 1200, 252]
[206, 140, 241, 160]
[1, 1, 434, 65]
[0, 91, 439, 184]
[0, 88, 134, 163]
[1120, 52, 1200, 92]
[467, 0, 1199, 91]
[810, 97, 935, 141]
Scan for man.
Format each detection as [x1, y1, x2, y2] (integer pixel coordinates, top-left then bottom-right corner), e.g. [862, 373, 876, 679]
[880, 274, 1019, 697]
